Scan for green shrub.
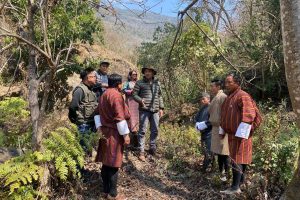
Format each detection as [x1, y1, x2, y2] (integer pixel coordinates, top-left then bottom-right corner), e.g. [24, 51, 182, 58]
[159, 124, 200, 171]
[0, 125, 84, 199]
[253, 103, 299, 187]
[0, 97, 31, 148]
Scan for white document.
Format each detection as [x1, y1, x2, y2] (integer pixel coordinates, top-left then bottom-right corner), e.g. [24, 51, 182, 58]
[219, 126, 225, 135]
[235, 122, 252, 139]
[116, 120, 130, 135]
[94, 115, 102, 129]
[197, 121, 208, 131]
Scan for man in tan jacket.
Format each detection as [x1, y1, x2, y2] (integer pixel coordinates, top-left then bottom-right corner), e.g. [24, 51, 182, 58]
[208, 79, 229, 181]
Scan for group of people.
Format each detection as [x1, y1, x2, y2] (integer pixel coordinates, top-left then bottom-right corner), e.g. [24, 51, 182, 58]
[195, 73, 262, 195]
[69, 61, 164, 200]
[68, 60, 262, 199]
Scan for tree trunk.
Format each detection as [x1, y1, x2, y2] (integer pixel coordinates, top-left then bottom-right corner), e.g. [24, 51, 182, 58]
[40, 71, 54, 115]
[280, 1, 300, 199]
[27, 2, 42, 151]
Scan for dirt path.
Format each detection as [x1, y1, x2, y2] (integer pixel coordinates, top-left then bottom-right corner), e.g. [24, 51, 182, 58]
[79, 150, 244, 200]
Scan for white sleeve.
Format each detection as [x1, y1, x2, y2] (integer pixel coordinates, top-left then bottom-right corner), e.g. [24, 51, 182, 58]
[94, 115, 102, 129]
[116, 120, 130, 135]
[235, 122, 251, 139]
[219, 126, 225, 135]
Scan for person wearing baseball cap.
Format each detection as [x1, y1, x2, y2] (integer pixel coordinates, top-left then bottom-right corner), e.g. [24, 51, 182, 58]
[94, 60, 110, 98]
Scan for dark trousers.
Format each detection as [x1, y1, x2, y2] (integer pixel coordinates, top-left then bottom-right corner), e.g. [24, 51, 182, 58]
[231, 163, 247, 190]
[77, 123, 96, 156]
[101, 165, 119, 197]
[217, 155, 229, 173]
[201, 134, 213, 170]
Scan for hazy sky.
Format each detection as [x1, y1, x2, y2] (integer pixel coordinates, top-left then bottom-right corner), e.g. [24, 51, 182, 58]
[109, 0, 235, 18]
[112, 0, 187, 17]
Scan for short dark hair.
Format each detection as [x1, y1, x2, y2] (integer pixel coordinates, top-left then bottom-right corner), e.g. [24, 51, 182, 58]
[80, 67, 95, 80]
[108, 73, 122, 88]
[211, 79, 223, 87]
[226, 72, 241, 85]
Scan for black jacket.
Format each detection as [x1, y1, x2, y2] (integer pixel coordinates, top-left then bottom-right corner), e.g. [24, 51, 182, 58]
[195, 105, 212, 138]
[133, 77, 164, 112]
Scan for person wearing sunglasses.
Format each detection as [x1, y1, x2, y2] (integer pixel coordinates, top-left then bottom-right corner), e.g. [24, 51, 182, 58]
[122, 70, 140, 148]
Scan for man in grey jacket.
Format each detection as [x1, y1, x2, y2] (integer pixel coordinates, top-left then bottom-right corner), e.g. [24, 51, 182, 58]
[133, 66, 164, 161]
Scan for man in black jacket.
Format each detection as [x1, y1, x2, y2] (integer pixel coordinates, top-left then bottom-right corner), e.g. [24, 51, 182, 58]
[69, 67, 98, 154]
[133, 66, 164, 161]
[195, 92, 213, 172]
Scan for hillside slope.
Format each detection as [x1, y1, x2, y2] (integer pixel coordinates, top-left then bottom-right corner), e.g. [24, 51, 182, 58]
[100, 8, 176, 63]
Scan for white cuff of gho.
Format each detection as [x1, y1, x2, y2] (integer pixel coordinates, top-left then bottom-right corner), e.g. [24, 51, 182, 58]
[116, 120, 130, 135]
[235, 122, 251, 139]
[94, 115, 102, 129]
[219, 126, 225, 135]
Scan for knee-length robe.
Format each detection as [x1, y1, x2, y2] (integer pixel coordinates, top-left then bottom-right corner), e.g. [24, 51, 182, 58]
[220, 88, 258, 164]
[122, 81, 139, 132]
[95, 88, 130, 168]
[209, 90, 229, 155]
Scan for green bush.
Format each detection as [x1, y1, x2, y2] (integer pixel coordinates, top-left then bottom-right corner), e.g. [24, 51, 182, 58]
[253, 103, 299, 188]
[159, 124, 200, 171]
[0, 125, 84, 199]
[0, 97, 31, 148]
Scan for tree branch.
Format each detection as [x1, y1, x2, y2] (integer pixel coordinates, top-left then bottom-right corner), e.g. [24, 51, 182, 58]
[0, 33, 54, 66]
[185, 13, 265, 91]
[0, 0, 9, 14]
[55, 43, 75, 65]
[178, 0, 199, 16]
[0, 42, 14, 54]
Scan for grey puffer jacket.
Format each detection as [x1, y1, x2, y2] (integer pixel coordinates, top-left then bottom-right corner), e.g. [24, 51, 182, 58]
[133, 77, 164, 113]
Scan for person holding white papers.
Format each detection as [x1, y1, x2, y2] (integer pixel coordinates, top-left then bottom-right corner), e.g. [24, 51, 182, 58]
[195, 92, 213, 172]
[95, 74, 130, 200]
[220, 73, 262, 195]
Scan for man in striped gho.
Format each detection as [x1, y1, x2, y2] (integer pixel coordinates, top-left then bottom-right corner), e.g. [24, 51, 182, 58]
[220, 72, 262, 195]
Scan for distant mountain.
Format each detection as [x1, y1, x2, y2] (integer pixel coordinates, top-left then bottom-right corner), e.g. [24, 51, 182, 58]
[98, 8, 176, 63]
[102, 8, 176, 42]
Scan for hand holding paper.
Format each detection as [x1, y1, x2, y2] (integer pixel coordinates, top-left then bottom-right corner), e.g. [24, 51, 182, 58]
[196, 121, 208, 131]
[235, 122, 252, 139]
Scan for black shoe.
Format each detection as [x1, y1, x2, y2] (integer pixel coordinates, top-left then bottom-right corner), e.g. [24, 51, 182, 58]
[149, 148, 156, 156]
[131, 133, 139, 148]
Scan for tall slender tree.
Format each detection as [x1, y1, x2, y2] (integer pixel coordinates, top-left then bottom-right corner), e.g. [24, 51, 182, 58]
[280, 1, 300, 199]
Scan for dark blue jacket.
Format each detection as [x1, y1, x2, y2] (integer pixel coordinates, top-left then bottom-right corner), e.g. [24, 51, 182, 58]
[195, 105, 212, 139]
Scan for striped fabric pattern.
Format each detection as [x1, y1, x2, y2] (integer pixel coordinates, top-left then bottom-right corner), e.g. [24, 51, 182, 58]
[95, 88, 131, 168]
[220, 88, 257, 164]
[133, 77, 164, 112]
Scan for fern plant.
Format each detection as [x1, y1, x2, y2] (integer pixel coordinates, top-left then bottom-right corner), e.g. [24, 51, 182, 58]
[43, 125, 85, 181]
[0, 151, 49, 199]
[0, 125, 85, 199]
